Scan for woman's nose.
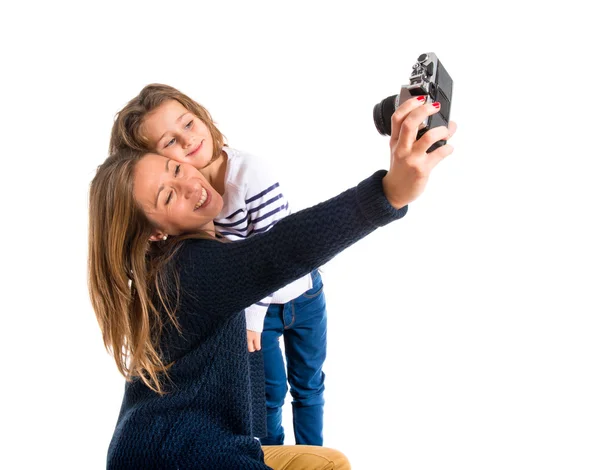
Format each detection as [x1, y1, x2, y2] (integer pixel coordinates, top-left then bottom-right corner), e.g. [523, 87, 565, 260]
[180, 179, 199, 199]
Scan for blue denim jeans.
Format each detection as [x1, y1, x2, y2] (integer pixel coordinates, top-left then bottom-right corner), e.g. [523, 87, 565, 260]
[260, 270, 327, 446]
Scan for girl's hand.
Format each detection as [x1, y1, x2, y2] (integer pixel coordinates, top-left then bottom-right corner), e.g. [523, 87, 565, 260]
[247, 330, 262, 352]
[382, 97, 457, 209]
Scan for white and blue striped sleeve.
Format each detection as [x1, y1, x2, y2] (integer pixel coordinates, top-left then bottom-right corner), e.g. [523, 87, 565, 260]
[244, 298, 271, 333]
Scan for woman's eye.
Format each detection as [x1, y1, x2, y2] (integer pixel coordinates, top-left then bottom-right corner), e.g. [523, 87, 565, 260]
[165, 138, 176, 148]
[175, 164, 181, 176]
[185, 120, 193, 129]
[166, 190, 173, 205]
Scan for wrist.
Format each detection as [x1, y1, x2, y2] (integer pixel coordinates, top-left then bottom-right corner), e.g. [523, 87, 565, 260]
[382, 174, 407, 209]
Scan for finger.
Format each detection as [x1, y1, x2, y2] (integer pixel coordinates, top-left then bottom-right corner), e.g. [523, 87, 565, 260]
[425, 143, 454, 172]
[390, 96, 427, 145]
[255, 337, 262, 351]
[429, 121, 457, 159]
[413, 125, 451, 155]
[416, 121, 457, 155]
[396, 102, 442, 153]
[247, 340, 255, 353]
[447, 121, 457, 138]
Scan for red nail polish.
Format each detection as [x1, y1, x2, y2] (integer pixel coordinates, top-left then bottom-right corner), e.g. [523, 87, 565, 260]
[416, 95, 426, 102]
[432, 102, 440, 108]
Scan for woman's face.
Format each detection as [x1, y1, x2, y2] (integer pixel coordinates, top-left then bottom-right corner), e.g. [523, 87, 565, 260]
[133, 153, 223, 237]
[142, 99, 215, 169]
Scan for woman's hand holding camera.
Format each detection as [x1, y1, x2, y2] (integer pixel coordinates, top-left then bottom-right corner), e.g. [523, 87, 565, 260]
[382, 97, 457, 209]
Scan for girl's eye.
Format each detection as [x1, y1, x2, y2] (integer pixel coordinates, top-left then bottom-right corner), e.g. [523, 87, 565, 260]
[165, 138, 176, 148]
[175, 164, 181, 176]
[166, 190, 173, 205]
[185, 120, 193, 129]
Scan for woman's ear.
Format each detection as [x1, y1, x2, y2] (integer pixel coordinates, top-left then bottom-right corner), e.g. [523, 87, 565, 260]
[149, 231, 168, 242]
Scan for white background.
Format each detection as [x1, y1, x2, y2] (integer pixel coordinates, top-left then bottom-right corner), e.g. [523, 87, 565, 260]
[2, 1, 598, 469]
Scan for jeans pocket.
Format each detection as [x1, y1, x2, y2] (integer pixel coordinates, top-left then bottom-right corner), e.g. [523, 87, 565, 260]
[302, 271, 324, 299]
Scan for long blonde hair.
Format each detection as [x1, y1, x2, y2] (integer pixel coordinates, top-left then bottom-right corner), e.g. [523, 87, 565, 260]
[109, 83, 225, 158]
[88, 149, 184, 394]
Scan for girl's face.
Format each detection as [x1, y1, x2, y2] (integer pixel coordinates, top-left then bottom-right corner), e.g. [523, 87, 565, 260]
[133, 153, 223, 238]
[142, 99, 215, 170]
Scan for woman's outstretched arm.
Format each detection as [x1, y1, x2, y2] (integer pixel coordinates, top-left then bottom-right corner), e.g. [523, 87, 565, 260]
[176, 98, 455, 322]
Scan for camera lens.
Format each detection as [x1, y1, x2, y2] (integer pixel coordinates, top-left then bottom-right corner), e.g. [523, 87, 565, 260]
[372, 94, 397, 136]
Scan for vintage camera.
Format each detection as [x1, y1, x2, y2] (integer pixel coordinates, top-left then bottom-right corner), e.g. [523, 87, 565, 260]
[373, 52, 453, 152]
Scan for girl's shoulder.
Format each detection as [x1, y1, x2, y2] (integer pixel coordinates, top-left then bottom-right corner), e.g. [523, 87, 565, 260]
[223, 147, 276, 187]
[224, 147, 268, 172]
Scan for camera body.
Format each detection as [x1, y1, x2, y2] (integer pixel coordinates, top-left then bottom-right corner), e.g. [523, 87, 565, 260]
[373, 52, 453, 152]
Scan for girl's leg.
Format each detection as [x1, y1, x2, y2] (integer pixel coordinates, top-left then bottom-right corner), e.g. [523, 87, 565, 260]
[262, 445, 350, 470]
[284, 270, 327, 446]
[261, 303, 288, 445]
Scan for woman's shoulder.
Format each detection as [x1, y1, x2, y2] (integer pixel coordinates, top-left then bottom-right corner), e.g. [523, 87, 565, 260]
[174, 237, 222, 260]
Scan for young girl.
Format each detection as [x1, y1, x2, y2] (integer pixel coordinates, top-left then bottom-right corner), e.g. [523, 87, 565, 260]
[110, 84, 328, 445]
[90, 97, 455, 468]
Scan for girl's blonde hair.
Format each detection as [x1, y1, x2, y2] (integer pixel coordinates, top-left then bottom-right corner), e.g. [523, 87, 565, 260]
[88, 149, 188, 394]
[109, 83, 225, 159]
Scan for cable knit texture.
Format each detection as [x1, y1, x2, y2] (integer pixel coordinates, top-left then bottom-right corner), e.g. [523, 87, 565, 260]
[107, 171, 407, 469]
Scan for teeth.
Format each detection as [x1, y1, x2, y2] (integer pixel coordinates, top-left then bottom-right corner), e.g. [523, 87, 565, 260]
[195, 188, 208, 210]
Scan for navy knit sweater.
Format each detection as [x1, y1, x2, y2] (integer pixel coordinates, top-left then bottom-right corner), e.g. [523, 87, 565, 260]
[107, 171, 407, 469]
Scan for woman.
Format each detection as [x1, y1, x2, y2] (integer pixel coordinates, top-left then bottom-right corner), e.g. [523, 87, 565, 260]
[110, 82, 334, 447]
[88, 97, 456, 469]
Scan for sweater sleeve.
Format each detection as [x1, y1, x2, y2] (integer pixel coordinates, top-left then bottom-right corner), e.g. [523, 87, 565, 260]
[175, 171, 407, 325]
[233, 153, 289, 332]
